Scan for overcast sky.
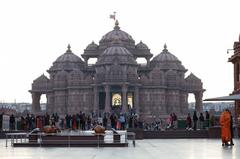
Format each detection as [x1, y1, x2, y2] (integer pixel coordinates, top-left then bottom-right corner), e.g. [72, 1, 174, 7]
[0, 0, 239, 103]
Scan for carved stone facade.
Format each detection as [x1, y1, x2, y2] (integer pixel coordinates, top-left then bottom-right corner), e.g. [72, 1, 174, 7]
[30, 21, 204, 119]
[229, 35, 240, 123]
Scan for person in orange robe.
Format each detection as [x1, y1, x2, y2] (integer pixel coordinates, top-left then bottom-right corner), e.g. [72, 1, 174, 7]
[219, 109, 231, 146]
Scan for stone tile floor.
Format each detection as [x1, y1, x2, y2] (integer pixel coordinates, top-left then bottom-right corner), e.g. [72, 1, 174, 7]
[0, 139, 239, 159]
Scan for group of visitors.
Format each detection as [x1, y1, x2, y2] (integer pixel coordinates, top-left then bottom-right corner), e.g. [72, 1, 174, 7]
[220, 109, 234, 146]
[3, 111, 143, 131]
[186, 111, 210, 130]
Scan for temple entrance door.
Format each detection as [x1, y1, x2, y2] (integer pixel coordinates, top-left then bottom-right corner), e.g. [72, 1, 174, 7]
[111, 93, 122, 114]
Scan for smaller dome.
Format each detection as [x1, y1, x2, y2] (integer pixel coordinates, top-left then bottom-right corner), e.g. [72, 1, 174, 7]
[85, 41, 98, 50]
[136, 41, 148, 49]
[49, 45, 84, 72]
[151, 44, 186, 71]
[55, 44, 83, 63]
[152, 44, 179, 62]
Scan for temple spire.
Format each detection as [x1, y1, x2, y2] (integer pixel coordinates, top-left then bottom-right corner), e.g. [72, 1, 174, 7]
[66, 44, 72, 53]
[163, 43, 168, 51]
[114, 19, 120, 30]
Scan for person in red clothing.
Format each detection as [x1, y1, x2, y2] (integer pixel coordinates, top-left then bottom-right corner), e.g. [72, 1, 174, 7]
[72, 114, 77, 130]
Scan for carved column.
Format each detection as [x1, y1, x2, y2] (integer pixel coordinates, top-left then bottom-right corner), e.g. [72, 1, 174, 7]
[195, 91, 203, 112]
[32, 93, 41, 113]
[146, 57, 150, 66]
[84, 57, 89, 66]
[134, 86, 139, 114]
[122, 85, 128, 113]
[104, 85, 111, 113]
[93, 86, 99, 113]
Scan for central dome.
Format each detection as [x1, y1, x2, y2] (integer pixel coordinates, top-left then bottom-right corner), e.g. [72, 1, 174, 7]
[99, 20, 135, 49]
[96, 46, 137, 66]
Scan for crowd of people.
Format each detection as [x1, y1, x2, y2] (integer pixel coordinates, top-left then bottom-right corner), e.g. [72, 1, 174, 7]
[0, 110, 226, 133]
[185, 111, 211, 131]
[1, 109, 236, 147]
[0, 111, 143, 131]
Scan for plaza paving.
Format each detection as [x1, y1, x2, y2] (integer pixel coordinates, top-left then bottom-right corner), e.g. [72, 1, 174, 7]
[0, 139, 239, 159]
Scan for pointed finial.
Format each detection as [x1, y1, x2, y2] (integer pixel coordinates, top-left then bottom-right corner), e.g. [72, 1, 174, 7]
[163, 43, 168, 51]
[66, 44, 72, 53]
[164, 43, 167, 49]
[114, 20, 120, 30]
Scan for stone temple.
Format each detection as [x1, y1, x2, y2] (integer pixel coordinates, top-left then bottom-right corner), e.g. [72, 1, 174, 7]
[30, 20, 204, 119]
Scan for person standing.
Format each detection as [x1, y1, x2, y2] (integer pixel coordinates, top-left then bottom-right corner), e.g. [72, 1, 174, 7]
[205, 111, 210, 128]
[199, 113, 204, 130]
[186, 113, 192, 130]
[172, 113, 177, 129]
[227, 110, 234, 146]
[9, 114, 15, 130]
[0, 113, 3, 131]
[103, 115, 108, 128]
[220, 109, 231, 146]
[193, 111, 198, 130]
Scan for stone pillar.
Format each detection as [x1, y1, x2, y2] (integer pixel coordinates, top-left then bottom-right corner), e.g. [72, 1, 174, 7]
[134, 86, 139, 114]
[84, 57, 89, 66]
[104, 85, 111, 113]
[195, 91, 203, 112]
[146, 57, 150, 66]
[122, 85, 128, 113]
[93, 86, 99, 113]
[32, 93, 41, 113]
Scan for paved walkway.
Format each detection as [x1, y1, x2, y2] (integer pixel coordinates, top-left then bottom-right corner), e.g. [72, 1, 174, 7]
[0, 139, 239, 159]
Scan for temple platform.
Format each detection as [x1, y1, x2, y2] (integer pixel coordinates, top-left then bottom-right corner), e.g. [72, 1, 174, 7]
[0, 138, 239, 159]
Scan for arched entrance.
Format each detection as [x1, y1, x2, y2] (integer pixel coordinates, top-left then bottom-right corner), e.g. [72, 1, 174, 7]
[185, 73, 205, 112]
[29, 74, 49, 114]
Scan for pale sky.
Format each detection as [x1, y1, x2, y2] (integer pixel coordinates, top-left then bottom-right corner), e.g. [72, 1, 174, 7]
[0, 0, 239, 103]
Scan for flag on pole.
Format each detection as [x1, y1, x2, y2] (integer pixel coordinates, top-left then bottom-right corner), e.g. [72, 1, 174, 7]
[110, 14, 115, 20]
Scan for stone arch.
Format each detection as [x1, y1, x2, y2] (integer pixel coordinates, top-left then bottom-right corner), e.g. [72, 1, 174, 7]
[30, 74, 49, 114]
[185, 73, 205, 112]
